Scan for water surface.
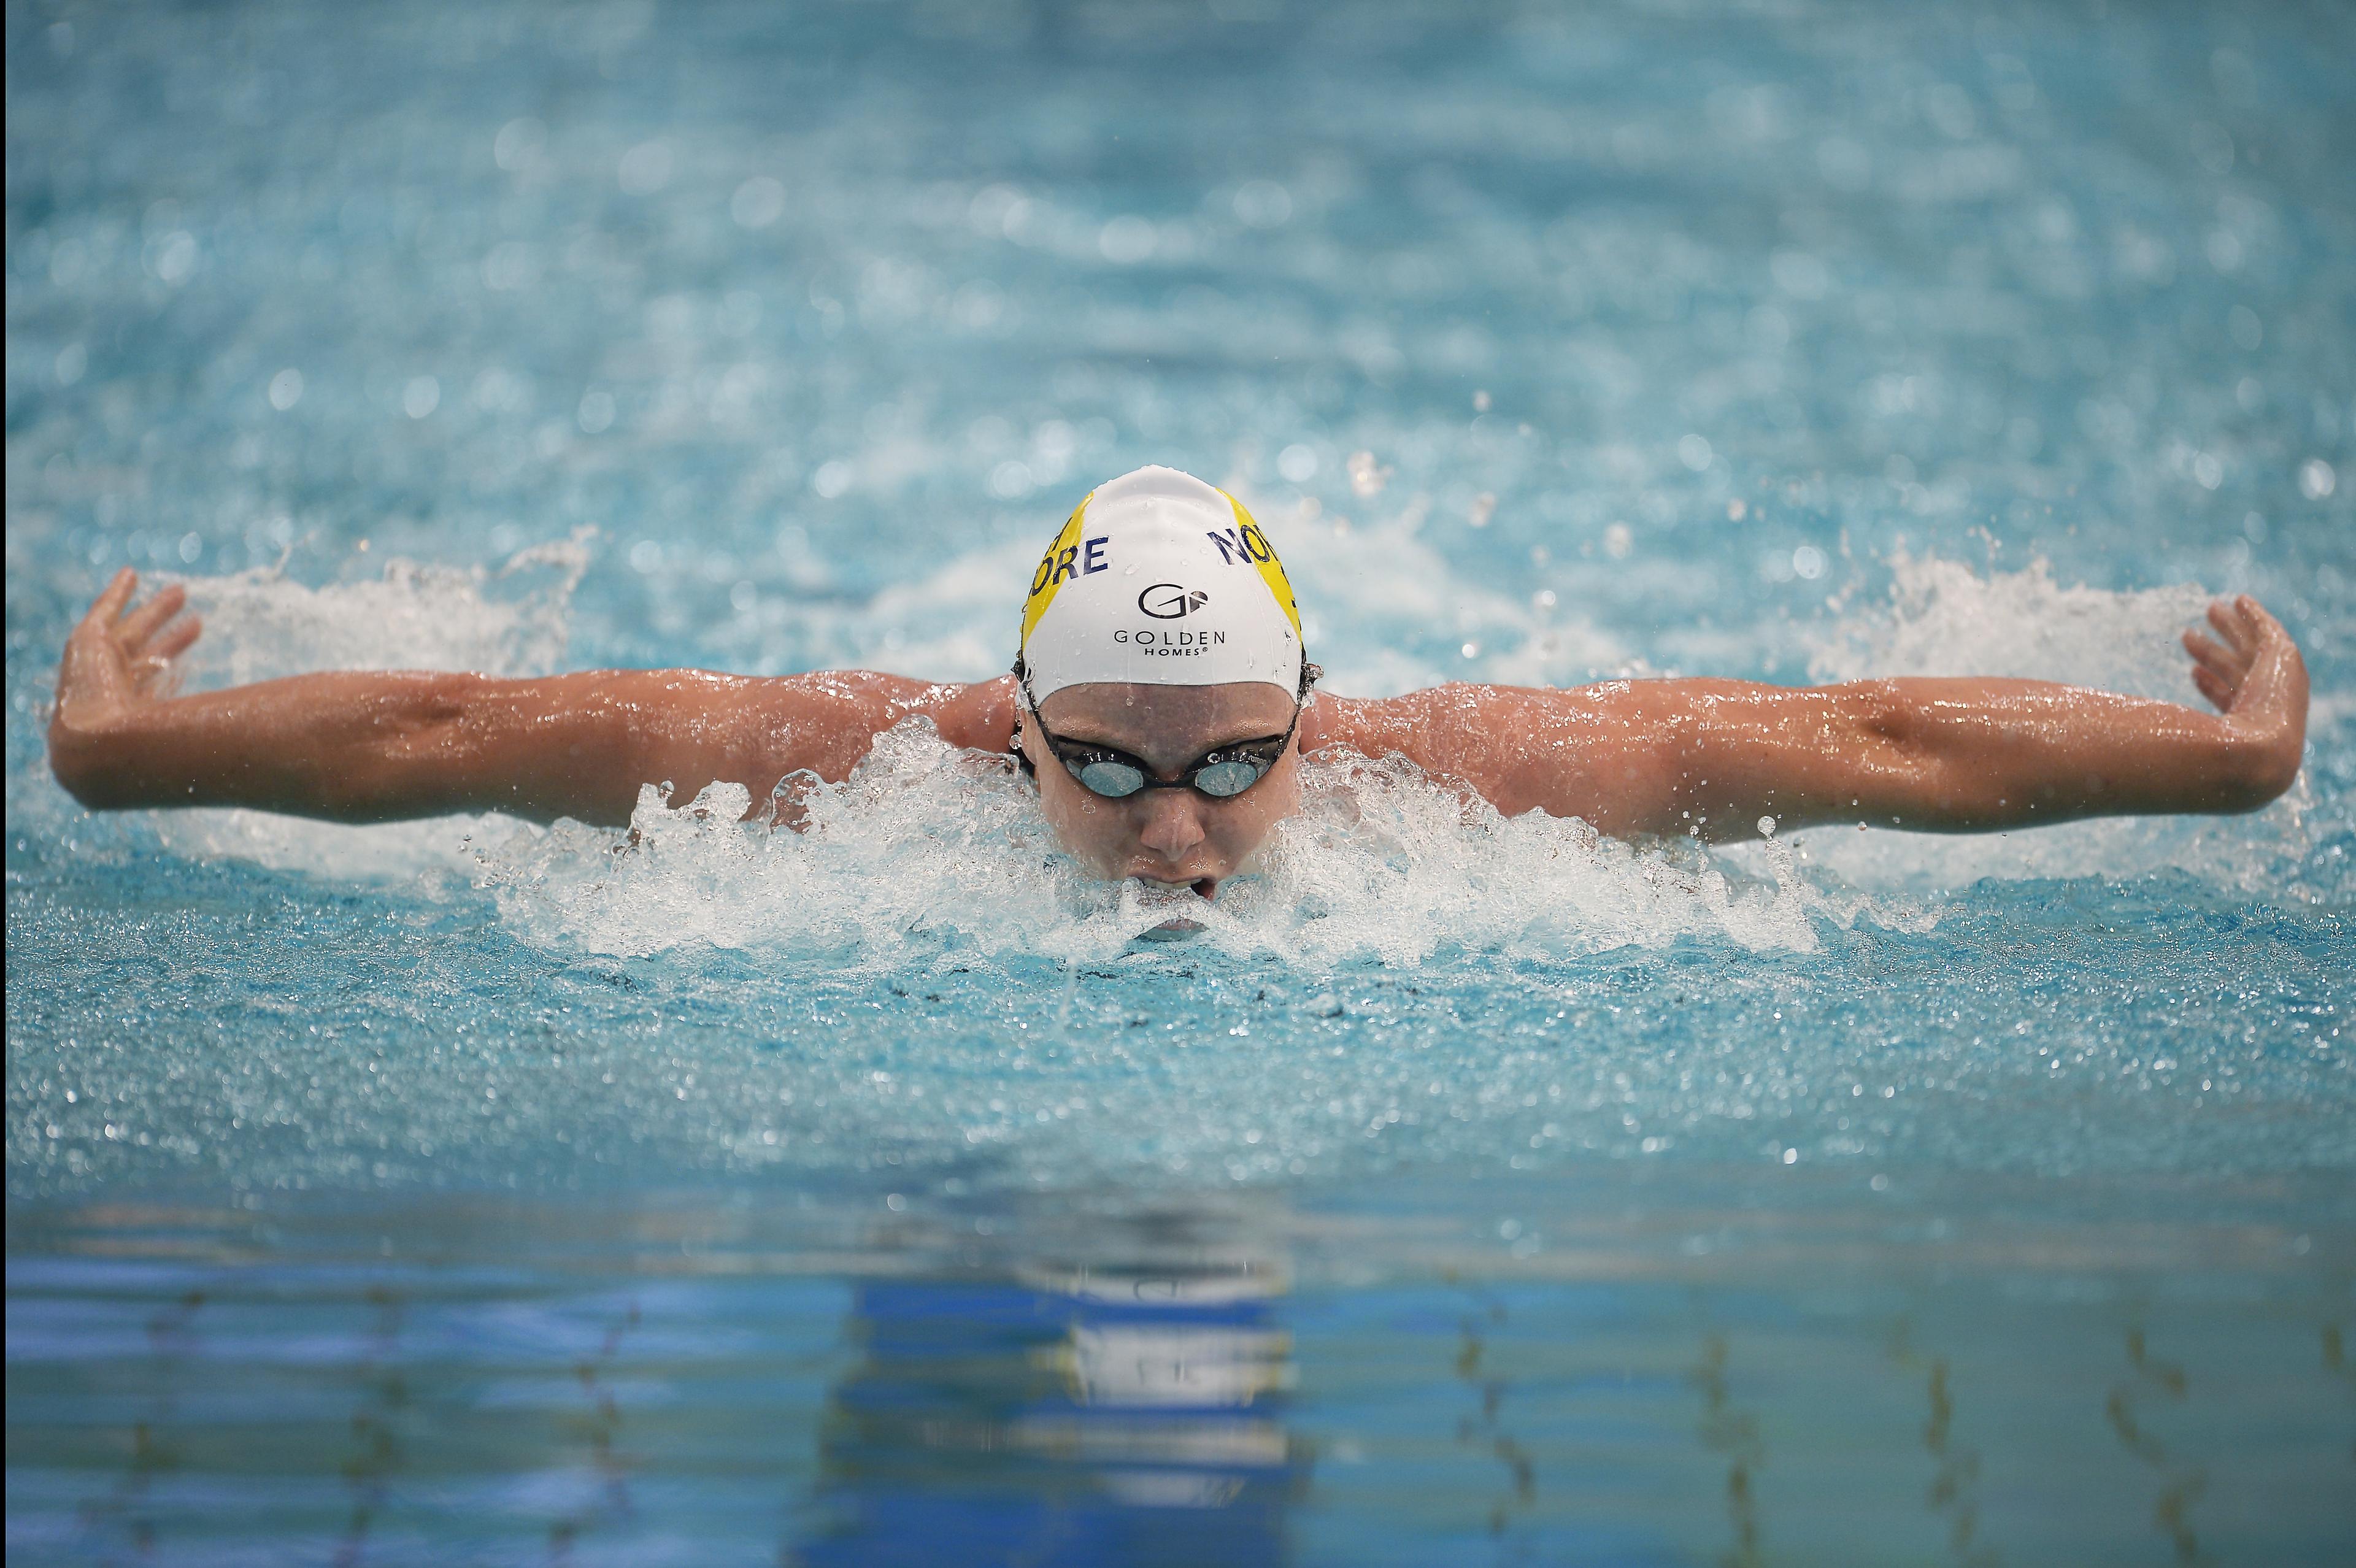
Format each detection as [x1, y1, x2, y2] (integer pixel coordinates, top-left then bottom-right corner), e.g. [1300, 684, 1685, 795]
[7, 0, 2354, 1561]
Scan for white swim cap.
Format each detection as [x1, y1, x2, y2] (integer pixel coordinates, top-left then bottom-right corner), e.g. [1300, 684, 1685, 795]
[1017, 465, 1305, 704]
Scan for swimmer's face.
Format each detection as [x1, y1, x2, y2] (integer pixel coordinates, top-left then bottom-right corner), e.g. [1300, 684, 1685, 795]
[1024, 681, 1304, 896]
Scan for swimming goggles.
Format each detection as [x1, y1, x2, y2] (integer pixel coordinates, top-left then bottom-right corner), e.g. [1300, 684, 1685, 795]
[1010, 658, 1319, 801]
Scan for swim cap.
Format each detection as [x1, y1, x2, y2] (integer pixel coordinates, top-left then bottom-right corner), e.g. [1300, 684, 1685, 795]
[1017, 465, 1304, 704]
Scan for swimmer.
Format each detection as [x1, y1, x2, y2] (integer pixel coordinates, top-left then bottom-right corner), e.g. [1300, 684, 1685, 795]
[47, 466, 2308, 898]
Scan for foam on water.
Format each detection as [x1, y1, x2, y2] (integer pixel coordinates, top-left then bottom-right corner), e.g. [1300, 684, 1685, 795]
[1808, 550, 2215, 699]
[477, 729, 1919, 966]
[1768, 550, 2321, 896]
[126, 538, 588, 880]
[172, 535, 587, 685]
[1236, 485, 1629, 697]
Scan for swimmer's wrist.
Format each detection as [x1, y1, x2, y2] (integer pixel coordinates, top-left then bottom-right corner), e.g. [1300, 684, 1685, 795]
[2215, 719, 2302, 810]
[46, 705, 152, 809]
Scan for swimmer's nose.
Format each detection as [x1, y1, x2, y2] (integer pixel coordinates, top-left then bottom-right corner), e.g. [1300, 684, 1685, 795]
[1135, 791, 1207, 861]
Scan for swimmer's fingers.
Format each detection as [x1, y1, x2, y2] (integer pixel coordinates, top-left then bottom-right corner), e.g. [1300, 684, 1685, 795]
[2206, 598, 2259, 659]
[79, 569, 139, 641]
[56, 572, 144, 729]
[129, 617, 201, 698]
[2232, 594, 2295, 660]
[117, 583, 189, 650]
[2233, 596, 2308, 716]
[2190, 598, 2308, 736]
[145, 613, 203, 666]
[2182, 628, 2248, 685]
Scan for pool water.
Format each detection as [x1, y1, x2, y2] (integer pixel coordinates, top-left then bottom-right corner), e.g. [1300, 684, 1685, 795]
[7, 0, 2354, 1562]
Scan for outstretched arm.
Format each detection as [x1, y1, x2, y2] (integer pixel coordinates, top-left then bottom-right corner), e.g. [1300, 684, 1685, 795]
[47, 570, 1017, 826]
[1312, 596, 2307, 842]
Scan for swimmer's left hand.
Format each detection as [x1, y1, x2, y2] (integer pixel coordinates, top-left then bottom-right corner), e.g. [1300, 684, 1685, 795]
[2182, 594, 2308, 795]
[1332, 592, 2312, 840]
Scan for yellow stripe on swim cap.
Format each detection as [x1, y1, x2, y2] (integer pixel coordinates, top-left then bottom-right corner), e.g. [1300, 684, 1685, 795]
[1018, 490, 1093, 651]
[1218, 490, 1303, 640]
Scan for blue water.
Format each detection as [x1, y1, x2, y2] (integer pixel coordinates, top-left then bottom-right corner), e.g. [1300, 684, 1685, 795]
[7, 0, 2355, 1562]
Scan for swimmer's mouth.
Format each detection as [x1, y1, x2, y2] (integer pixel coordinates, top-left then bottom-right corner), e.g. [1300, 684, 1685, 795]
[1137, 876, 1218, 900]
[1130, 875, 1216, 941]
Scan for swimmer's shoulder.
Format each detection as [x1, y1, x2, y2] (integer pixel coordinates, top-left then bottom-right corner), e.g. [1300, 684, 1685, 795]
[923, 672, 1018, 754]
[722, 669, 1015, 757]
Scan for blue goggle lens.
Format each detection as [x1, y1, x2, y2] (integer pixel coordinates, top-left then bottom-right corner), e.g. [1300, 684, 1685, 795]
[1076, 759, 1149, 797]
[1190, 759, 1263, 798]
[1067, 754, 1271, 800]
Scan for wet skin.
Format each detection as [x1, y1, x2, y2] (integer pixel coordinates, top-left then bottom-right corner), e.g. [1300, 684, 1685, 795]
[50, 571, 2308, 891]
[1022, 682, 1304, 897]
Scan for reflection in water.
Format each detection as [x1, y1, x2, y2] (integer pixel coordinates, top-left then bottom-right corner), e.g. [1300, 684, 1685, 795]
[1690, 1333, 1765, 1568]
[2108, 1326, 2208, 1565]
[10, 1199, 2347, 1562]
[2326, 1322, 2355, 1466]
[1887, 1318, 1998, 1568]
[788, 1216, 1306, 1567]
[72, 1286, 205, 1561]
[1446, 1280, 1537, 1539]
[547, 1296, 642, 1563]
[332, 1286, 409, 1568]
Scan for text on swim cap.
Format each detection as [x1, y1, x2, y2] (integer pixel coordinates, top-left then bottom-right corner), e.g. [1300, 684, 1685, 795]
[1204, 525, 1276, 566]
[1031, 534, 1111, 595]
[1114, 629, 1228, 651]
[1137, 584, 1209, 618]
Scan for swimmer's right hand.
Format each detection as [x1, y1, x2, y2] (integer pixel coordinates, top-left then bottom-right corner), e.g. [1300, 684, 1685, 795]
[48, 569, 202, 797]
[44, 566, 1014, 825]
[2181, 594, 2309, 799]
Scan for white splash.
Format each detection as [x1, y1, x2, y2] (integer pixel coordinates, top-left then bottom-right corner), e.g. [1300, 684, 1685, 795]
[174, 534, 587, 685]
[142, 539, 588, 881]
[474, 722, 1925, 965]
[1808, 550, 2213, 699]
[477, 724, 1093, 962]
[1766, 551, 2314, 893]
[1236, 487, 1628, 696]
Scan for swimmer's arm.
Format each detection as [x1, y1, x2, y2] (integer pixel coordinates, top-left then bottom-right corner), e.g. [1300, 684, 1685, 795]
[1317, 596, 2307, 842]
[48, 570, 1018, 828]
